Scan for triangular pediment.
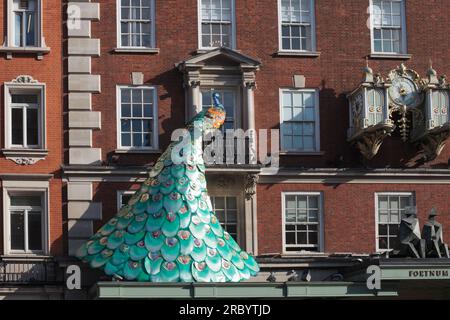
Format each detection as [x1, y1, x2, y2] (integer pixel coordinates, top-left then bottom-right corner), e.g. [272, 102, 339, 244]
[177, 47, 261, 70]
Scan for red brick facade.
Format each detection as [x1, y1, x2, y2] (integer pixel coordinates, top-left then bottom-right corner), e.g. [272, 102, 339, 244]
[0, 1, 63, 256]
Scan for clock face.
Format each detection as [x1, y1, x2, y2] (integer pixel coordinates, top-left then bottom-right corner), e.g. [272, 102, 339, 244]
[388, 77, 422, 108]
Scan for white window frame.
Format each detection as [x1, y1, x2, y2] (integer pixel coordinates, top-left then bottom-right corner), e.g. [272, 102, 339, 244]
[197, 0, 236, 50]
[116, 85, 159, 151]
[279, 88, 320, 152]
[117, 190, 136, 211]
[370, 0, 407, 55]
[374, 192, 414, 252]
[5, 0, 44, 48]
[210, 195, 239, 241]
[4, 80, 46, 150]
[116, 0, 156, 49]
[278, 0, 317, 53]
[2, 182, 49, 256]
[281, 192, 324, 254]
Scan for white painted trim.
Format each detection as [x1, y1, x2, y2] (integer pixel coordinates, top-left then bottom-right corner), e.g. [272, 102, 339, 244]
[277, 0, 316, 53]
[369, 0, 407, 55]
[116, 0, 156, 49]
[281, 191, 324, 254]
[2, 186, 50, 256]
[279, 88, 320, 152]
[3, 81, 46, 150]
[374, 191, 414, 252]
[197, 0, 236, 50]
[116, 85, 159, 151]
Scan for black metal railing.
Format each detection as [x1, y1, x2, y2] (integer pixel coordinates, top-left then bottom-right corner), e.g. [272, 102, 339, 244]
[0, 258, 58, 284]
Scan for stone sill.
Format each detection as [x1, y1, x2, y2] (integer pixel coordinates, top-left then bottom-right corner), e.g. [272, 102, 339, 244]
[369, 53, 412, 60]
[276, 51, 321, 57]
[115, 149, 162, 154]
[0, 254, 52, 260]
[2, 149, 48, 165]
[0, 46, 50, 60]
[279, 151, 325, 156]
[113, 47, 160, 54]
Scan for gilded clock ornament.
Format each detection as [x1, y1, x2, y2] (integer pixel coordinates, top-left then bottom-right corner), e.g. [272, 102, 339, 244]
[348, 61, 450, 161]
[388, 76, 422, 108]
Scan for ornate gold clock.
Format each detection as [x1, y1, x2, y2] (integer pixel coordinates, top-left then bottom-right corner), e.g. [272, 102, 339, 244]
[388, 76, 423, 108]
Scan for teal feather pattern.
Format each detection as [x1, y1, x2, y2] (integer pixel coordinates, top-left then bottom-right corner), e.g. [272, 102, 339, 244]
[76, 93, 259, 282]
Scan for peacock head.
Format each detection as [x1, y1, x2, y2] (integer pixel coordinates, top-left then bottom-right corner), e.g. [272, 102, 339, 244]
[204, 93, 226, 130]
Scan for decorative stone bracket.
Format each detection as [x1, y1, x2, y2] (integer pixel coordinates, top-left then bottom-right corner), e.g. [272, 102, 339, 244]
[2, 149, 48, 165]
[244, 173, 259, 200]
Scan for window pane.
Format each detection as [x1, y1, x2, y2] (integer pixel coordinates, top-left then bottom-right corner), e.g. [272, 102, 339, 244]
[286, 232, 296, 244]
[132, 104, 142, 117]
[10, 195, 42, 207]
[297, 231, 307, 244]
[27, 108, 38, 145]
[379, 237, 388, 249]
[297, 196, 307, 209]
[297, 210, 307, 222]
[133, 133, 143, 146]
[309, 231, 318, 245]
[309, 210, 318, 222]
[28, 211, 42, 250]
[286, 209, 296, 222]
[379, 224, 387, 236]
[308, 196, 318, 209]
[285, 195, 296, 208]
[15, 13, 22, 46]
[121, 133, 131, 146]
[132, 119, 142, 132]
[121, 89, 131, 103]
[12, 94, 38, 104]
[12, 108, 24, 145]
[10, 211, 25, 250]
[143, 104, 153, 117]
[379, 212, 388, 223]
[121, 104, 131, 117]
[121, 119, 131, 132]
[25, 12, 35, 46]
[143, 89, 153, 103]
[226, 197, 237, 209]
[214, 197, 225, 209]
[292, 93, 302, 107]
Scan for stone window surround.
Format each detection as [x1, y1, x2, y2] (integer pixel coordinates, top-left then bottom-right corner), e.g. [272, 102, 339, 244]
[2, 178, 50, 257]
[2, 76, 48, 165]
[0, 0, 50, 60]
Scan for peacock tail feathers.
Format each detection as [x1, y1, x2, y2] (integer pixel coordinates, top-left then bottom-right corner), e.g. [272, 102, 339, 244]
[75, 93, 259, 282]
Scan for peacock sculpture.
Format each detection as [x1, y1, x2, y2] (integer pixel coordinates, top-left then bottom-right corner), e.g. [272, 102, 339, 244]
[75, 93, 259, 282]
